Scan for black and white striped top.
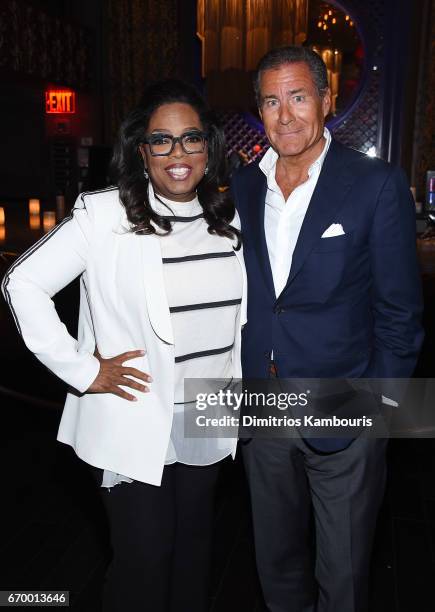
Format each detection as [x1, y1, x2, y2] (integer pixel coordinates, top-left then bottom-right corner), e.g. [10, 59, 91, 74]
[157, 196, 241, 401]
[101, 190, 242, 486]
[156, 193, 242, 465]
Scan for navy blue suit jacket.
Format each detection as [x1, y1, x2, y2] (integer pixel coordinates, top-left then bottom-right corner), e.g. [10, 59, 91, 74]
[231, 139, 424, 451]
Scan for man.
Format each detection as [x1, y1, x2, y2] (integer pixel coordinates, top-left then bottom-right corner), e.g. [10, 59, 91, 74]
[231, 46, 423, 612]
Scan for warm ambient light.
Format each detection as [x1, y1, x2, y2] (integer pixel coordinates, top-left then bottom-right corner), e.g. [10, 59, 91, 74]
[43, 211, 56, 232]
[0, 207, 4, 225]
[29, 214, 41, 230]
[29, 198, 40, 215]
[45, 90, 76, 114]
[0, 226, 5, 242]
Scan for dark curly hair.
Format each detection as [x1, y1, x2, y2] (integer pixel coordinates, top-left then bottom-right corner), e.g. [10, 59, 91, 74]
[110, 79, 241, 248]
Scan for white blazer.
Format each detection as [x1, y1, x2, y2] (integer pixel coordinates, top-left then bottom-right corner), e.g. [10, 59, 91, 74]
[2, 187, 247, 485]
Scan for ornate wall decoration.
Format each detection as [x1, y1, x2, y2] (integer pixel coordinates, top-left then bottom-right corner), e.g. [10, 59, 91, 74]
[0, 0, 92, 89]
[105, 0, 179, 139]
[331, 69, 381, 153]
[412, 0, 435, 201]
[329, 0, 385, 155]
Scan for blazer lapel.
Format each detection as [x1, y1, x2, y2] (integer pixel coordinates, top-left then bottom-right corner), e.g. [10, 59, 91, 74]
[140, 235, 174, 344]
[233, 245, 248, 326]
[244, 169, 275, 294]
[114, 208, 173, 345]
[284, 140, 355, 289]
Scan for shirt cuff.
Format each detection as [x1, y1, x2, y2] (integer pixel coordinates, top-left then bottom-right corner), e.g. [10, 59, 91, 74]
[381, 395, 399, 407]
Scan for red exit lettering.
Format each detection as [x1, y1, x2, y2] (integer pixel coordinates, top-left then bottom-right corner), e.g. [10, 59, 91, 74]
[45, 91, 76, 114]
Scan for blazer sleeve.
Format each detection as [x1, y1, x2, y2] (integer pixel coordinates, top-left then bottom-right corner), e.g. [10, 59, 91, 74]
[1, 195, 101, 393]
[368, 166, 424, 397]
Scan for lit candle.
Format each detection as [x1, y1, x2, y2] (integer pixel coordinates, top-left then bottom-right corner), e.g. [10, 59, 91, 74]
[29, 214, 41, 230]
[0, 225, 5, 242]
[43, 211, 56, 233]
[29, 198, 40, 215]
[0, 206, 5, 225]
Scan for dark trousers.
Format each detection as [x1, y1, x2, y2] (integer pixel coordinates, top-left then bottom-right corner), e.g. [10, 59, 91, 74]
[242, 436, 387, 612]
[90, 461, 221, 612]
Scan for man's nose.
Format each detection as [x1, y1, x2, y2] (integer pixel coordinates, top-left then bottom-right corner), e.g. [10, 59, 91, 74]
[278, 103, 295, 125]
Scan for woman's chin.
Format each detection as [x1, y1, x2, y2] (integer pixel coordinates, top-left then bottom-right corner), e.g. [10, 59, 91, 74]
[156, 185, 197, 202]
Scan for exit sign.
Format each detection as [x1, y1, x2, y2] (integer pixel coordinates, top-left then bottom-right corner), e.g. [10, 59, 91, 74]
[45, 90, 76, 114]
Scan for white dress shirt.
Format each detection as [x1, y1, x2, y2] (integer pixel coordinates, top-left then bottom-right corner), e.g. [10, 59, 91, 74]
[260, 127, 331, 298]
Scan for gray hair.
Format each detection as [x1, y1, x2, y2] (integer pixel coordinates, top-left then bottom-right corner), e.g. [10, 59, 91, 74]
[254, 46, 329, 104]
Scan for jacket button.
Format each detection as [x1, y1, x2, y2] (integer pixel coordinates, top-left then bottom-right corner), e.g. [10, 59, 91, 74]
[274, 307, 285, 314]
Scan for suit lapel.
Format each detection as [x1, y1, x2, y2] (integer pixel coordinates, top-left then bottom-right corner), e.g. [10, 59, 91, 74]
[233, 245, 248, 326]
[284, 140, 355, 289]
[244, 168, 275, 294]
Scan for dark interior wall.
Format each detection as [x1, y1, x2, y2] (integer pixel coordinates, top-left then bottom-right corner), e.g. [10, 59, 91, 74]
[379, 0, 428, 170]
[0, 80, 48, 199]
[410, 0, 435, 201]
[101, 0, 202, 141]
[176, 0, 203, 91]
[0, 0, 432, 202]
[0, 0, 200, 201]
[375, 0, 434, 195]
[0, 0, 104, 201]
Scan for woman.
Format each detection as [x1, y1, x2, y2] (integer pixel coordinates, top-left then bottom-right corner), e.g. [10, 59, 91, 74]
[2, 79, 246, 611]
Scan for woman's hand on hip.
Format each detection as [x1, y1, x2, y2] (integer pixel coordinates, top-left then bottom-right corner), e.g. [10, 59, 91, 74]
[87, 349, 152, 401]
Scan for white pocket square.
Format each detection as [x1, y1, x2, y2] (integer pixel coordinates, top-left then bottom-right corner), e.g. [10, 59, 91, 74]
[321, 223, 345, 238]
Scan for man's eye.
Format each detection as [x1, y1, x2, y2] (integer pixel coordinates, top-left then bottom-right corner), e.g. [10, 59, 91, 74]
[293, 95, 305, 103]
[265, 99, 278, 107]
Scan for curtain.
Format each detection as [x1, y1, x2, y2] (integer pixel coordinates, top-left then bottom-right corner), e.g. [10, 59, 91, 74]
[198, 0, 308, 74]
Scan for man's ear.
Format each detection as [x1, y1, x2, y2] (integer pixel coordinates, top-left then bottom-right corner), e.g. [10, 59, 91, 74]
[258, 107, 263, 122]
[322, 88, 332, 117]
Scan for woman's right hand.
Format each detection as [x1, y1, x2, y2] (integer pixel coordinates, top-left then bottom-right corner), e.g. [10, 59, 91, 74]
[87, 349, 152, 401]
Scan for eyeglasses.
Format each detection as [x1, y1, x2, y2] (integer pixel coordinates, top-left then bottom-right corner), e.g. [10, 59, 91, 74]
[142, 131, 208, 156]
